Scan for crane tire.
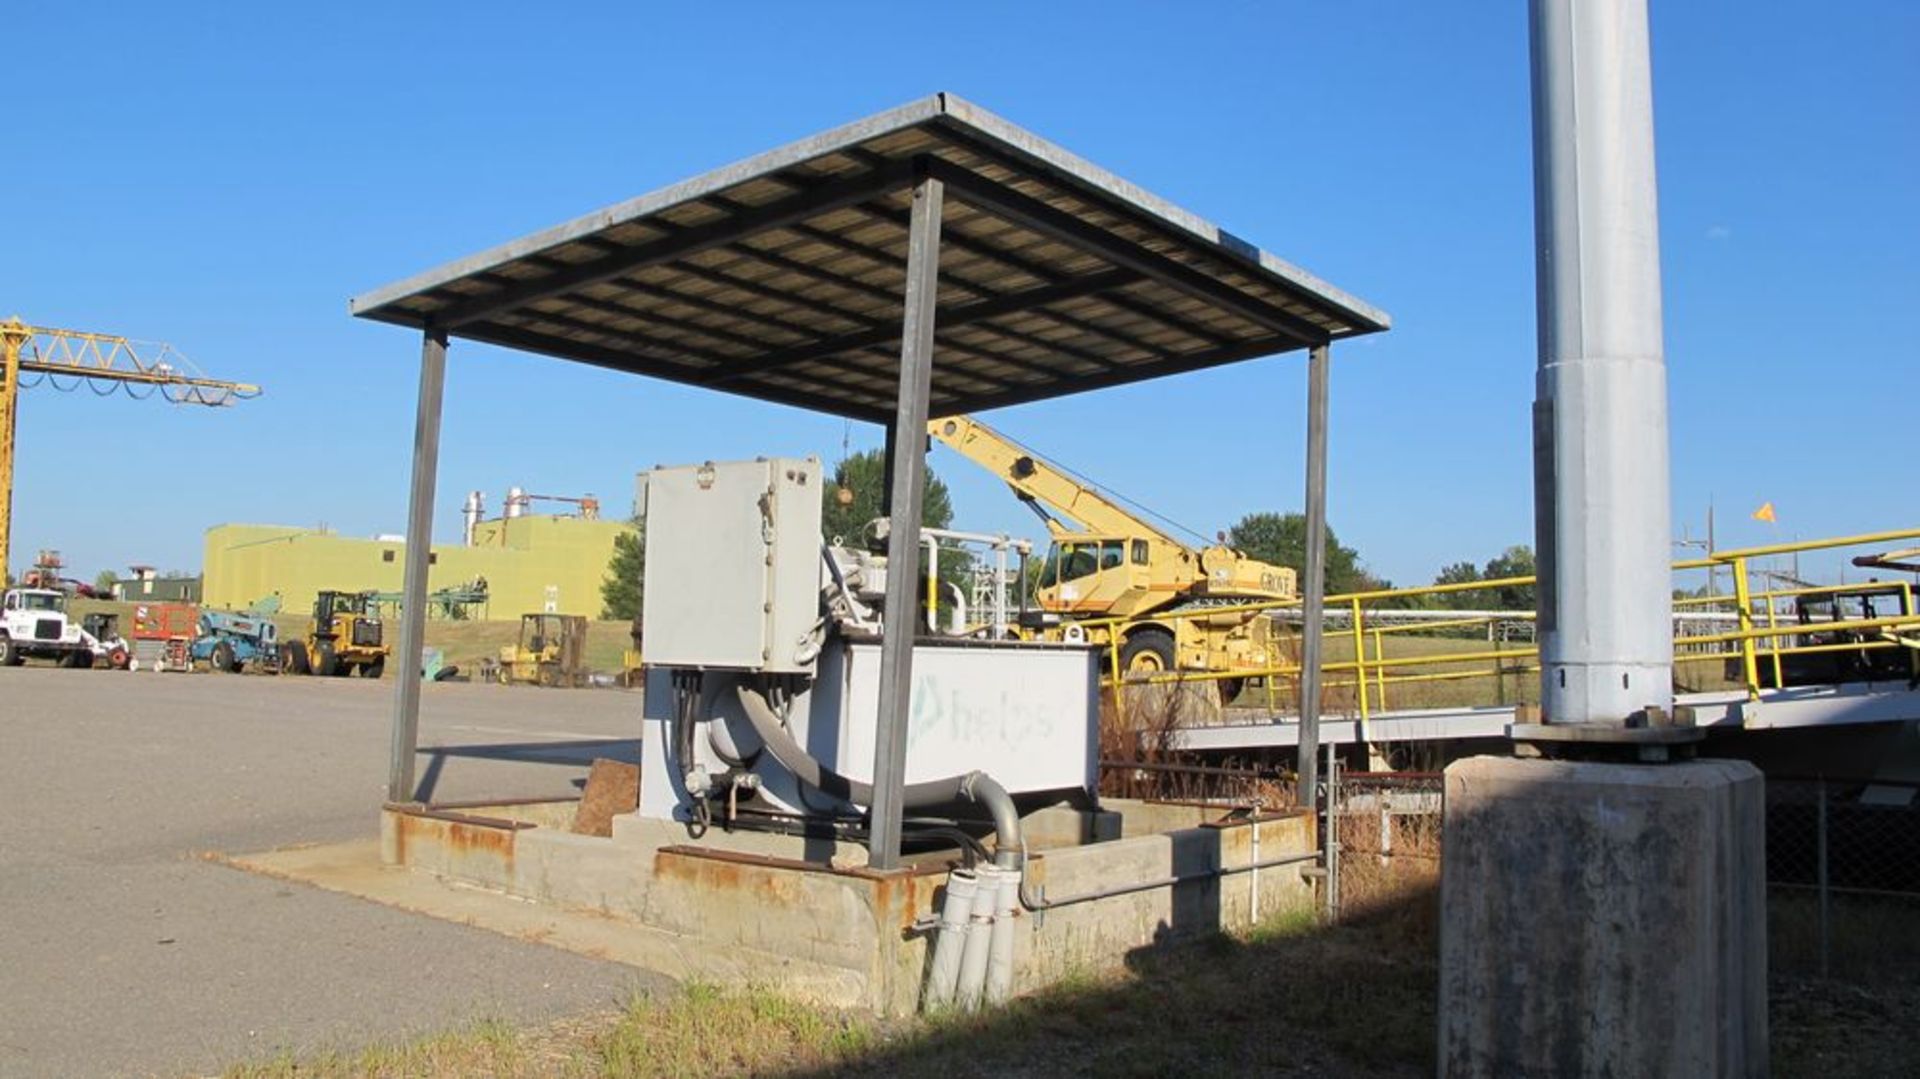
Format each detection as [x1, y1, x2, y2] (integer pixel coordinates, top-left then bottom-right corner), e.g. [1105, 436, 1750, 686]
[1120, 627, 1176, 678]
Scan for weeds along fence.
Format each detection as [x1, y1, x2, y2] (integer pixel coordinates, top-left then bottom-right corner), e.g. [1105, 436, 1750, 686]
[1096, 678, 1920, 978]
[1318, 771, 1920, 981]
[1096, 685, 1295, 806]
[1765, 776, 1920, 980]
[1329, 771, 1443, 929]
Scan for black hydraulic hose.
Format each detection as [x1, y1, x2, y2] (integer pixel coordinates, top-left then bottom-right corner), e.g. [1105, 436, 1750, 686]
[671, 674, 700, 784]
[731, 676, 1024, 868]
[725, 809, 989, 868]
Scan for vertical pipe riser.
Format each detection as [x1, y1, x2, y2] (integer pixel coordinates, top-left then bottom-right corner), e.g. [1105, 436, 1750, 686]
[955, 865, 999, 1010]
[922, 869, 977, 1012]
[1530, 0, 1674, 724]
[984, 868, 1020, 1005]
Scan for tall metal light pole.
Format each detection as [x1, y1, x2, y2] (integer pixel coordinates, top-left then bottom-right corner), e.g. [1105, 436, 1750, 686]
[1440, 5, 1769, 1073]
[1528, 0, 1675, 729]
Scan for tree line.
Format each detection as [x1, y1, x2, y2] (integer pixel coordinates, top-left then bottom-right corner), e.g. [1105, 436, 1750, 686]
[1225, 511, 1537, 611]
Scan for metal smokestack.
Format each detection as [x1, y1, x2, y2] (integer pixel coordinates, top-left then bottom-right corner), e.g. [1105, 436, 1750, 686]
[504, 486, 528, 519]
[461, 490, 485, 546]
[1530, 0, 1674, 725]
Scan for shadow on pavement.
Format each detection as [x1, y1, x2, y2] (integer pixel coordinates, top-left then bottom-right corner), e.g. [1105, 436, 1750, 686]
[410, 738, 639, 801]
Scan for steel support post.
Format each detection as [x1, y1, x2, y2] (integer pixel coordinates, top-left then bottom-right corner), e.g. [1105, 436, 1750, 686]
[0, 327, 23, 580]
[868, 168, 943, 870]
[879, 422, 897, 517]
[387, 328, 448, 804]
[1296, 342, 1330, 809]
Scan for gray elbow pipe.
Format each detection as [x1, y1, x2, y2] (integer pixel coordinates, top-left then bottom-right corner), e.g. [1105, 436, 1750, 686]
[732, 677, 1023, 867]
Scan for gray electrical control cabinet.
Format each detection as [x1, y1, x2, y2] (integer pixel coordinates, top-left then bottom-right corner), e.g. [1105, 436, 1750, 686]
[641, 457, 823, 673]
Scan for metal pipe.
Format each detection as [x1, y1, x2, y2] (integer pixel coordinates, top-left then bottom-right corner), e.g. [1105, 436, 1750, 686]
[924, 532, 939, 632]
[1297, 341, 1330, 805]
[1529, 0, 1674, 725]
[985, 865, 1020, 1005]
[869, 166, 945, 870]
[387, 328, 447, 804]
[730, 677, 1022, 867]
[1019, 849, 1321, 912]
[1325, 741, 1340, 920]
[922, 868, 977, 1011]
[955, 864, 999, 1011]
[1250, 812, 1262, 923]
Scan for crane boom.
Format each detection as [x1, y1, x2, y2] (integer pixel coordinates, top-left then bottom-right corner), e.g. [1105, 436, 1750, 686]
[0, 317, 261, 576]
[927, 412, 1292, 686]
[927, 415, 1186, 547]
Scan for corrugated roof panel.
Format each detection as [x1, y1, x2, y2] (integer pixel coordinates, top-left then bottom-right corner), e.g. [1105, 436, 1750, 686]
[352, 94, 1386, 418]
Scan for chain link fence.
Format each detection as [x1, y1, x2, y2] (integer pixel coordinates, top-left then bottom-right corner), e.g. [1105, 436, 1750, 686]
[1765, 776, 1920, 979]
[1100, 730, 1920, 985]
[1319, 770, 1920, 981]
[1328, 771, 1443, 929]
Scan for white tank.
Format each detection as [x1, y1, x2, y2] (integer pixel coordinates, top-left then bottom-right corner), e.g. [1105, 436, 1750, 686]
[504, 486, 528, 518]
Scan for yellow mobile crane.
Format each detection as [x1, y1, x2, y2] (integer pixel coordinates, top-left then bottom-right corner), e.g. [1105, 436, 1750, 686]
[0, 318, 259, 576]
[928, 415, 1294, 697]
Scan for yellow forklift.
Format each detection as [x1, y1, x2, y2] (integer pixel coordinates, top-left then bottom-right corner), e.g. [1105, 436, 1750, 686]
[494, 613, 589, 687]
[281, 590, 389, 677]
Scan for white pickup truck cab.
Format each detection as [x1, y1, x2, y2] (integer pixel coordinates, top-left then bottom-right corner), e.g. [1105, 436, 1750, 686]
[0, 588, 92, 667]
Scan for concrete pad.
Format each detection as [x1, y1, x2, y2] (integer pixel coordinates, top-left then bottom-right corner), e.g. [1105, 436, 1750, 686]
[1438, 755, 1767, 1078]
[225, 840, 868, 1006]
[366, 797, 1320, 1015]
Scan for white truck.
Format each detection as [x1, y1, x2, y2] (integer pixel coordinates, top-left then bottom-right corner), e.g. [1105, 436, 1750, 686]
[0, 588, 96, 667]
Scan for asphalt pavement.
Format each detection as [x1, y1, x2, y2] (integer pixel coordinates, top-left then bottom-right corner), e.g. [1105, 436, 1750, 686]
[0, 667, 666, 1079]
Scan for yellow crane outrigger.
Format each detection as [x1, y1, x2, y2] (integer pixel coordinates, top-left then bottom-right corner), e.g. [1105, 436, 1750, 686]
[928, 415, 1293, 697]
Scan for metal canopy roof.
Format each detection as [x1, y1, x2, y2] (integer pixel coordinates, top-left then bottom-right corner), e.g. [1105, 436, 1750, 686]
[351, 93, 1389, 423]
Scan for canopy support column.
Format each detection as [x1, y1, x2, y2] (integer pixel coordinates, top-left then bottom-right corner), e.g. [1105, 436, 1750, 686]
[868, 166, 944, 870]
[1296, 342, 1330, 809]
[387, 327, 447, 804]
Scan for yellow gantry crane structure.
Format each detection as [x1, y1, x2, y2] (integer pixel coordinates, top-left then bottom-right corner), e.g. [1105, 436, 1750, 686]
[0, 317, 261, 578]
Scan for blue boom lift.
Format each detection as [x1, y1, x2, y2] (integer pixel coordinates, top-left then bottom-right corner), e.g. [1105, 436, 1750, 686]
[192, 609, 280, 673]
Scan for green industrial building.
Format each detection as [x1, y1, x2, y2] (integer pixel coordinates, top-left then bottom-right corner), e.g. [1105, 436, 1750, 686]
[202, 513, 633, 617]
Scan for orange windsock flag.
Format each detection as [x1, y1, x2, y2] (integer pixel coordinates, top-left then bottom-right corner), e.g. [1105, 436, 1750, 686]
[1752, 502, 1776, 523]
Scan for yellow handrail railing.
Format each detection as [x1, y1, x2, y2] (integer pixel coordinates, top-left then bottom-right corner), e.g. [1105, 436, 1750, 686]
[1090, 526, 1920, 713]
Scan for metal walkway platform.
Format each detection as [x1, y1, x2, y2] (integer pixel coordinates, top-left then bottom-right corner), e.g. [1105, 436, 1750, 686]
[1178, 681, 1920, 752]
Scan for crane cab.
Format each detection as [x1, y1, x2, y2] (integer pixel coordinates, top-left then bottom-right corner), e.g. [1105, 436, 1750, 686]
[1035, 535, 1158, 617]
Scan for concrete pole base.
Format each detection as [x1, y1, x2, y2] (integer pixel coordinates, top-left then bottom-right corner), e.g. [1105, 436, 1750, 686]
[1438, 756, 1767, 1077]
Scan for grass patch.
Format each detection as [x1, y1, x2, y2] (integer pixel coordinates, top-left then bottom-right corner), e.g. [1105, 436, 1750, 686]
[209, 896, 1437, 1079]
[411, 617, 635, 677]
[1769, 889, 1920, 983]
[220, 1017, 536, 1079]
[209, 880, 1920, 1078]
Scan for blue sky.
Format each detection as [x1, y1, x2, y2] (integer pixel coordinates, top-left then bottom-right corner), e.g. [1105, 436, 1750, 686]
[6, 2, 1914, 588]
